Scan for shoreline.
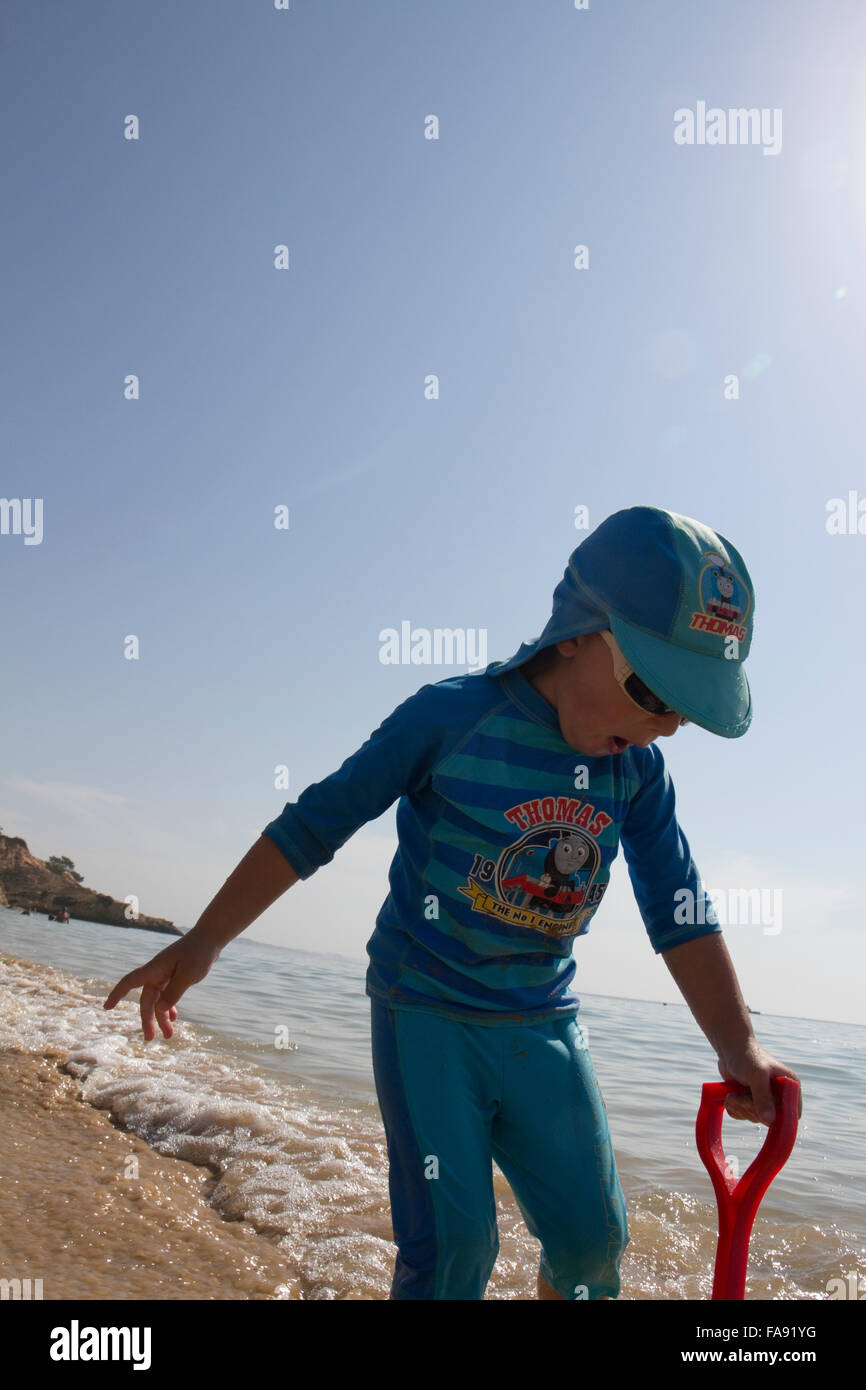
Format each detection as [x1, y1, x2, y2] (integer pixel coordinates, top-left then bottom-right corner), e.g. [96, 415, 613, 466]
[0, 1048, 302, 1300]
[0, 941, 859, 1302]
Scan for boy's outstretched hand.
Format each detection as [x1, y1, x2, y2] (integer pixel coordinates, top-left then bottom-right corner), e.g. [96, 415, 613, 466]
[717, 1038, 803, 1126]
[103, 935, 221, 1042]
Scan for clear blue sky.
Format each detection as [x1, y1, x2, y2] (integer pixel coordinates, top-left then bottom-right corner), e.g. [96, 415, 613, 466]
[3, 1, 865, 1025]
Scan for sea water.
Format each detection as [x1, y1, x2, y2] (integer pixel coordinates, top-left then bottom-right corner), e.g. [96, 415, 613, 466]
[1, 906, 863, 1300]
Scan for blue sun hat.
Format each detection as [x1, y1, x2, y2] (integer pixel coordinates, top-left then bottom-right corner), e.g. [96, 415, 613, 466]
[484, 505, 755, 738]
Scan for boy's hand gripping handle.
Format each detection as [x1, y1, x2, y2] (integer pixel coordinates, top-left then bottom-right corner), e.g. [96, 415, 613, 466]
[695, 1075, 799, 1300]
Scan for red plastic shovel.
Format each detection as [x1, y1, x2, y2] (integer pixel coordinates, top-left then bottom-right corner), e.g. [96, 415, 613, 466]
[696, 1075, 800, 1300]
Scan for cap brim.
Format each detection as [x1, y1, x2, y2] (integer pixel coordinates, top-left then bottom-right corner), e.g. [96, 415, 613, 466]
[608, 614, 752, 738]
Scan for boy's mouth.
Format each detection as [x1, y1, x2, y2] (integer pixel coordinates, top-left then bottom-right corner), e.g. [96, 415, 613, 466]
[608, 735, 630, 753]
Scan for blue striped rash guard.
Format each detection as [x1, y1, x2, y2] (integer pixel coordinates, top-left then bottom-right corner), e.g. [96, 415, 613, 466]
[262, 667, 722, 1026]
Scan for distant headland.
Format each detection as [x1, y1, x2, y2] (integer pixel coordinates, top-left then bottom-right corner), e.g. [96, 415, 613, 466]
[0, 832, 182, 937]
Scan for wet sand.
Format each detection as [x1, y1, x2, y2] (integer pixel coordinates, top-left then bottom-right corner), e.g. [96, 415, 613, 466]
[0, 1049, 302, 1300]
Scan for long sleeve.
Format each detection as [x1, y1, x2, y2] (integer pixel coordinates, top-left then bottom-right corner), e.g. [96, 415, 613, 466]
[261, 681, 444, 880]
[620, 743, 721, 954]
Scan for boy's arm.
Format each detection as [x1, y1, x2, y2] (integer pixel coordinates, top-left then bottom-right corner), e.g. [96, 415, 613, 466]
[619, 743, 722, 954]
[261, 681, 444, 879]
[661, 931, 802, 1126]
[660, 930, 753, 1057]
[620, 747, 802, 1126]
[104, 834, 302, 1041]
[187, 833, 301, 951]
[190, 683, 444, 949]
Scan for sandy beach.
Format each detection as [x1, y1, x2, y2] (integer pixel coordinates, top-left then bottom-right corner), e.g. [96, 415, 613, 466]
[0, 1048, 301, 1300]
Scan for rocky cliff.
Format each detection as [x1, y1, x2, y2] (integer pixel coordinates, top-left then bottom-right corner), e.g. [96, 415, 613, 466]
[0, 834, 181, 936]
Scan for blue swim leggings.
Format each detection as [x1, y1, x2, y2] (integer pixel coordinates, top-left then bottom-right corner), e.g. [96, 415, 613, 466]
[370, 998, 629, 1300]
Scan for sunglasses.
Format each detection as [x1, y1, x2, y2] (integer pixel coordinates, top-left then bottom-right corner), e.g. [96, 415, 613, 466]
[597, 629, 688, 723]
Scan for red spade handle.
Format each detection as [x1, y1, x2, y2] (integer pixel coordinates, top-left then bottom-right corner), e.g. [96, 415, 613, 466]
[695, 1075, 799, 1300]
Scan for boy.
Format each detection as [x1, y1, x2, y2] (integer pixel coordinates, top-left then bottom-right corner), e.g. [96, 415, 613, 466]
[105, 504, 802, 1301]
